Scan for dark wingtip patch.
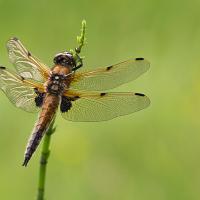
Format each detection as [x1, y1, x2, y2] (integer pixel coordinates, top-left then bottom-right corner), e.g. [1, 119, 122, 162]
[106, 66, 113, 71]
[135, 93, 145, 96]
[135, 58, 144, 61]
[100, 92, 107, 96]
[0, 66, 6, 69]
[12, 37, 19, 41]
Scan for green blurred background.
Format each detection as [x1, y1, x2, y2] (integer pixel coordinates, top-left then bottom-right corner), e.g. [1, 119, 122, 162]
[0, 0, 200, 199]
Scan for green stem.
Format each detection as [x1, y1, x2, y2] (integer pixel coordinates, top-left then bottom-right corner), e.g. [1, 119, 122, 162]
[70, 20, 86, 63]
[37, 121, 56, 200]
[76, 20, 86, 53]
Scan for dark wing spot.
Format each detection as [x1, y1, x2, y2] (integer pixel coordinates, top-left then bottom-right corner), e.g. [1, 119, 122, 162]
[27, 51, 31, 57]
[0, 66, 6, 69]
[135, 58, 144, 61]
[73, 96, 80, 100]
[135, 93, 145, 96]
[12, 37, 19, 41]
[106, 66, 113, 71]
[20, 76, 25, 81]
[66, 96, 80, 102]
[100, 92, 107, 96]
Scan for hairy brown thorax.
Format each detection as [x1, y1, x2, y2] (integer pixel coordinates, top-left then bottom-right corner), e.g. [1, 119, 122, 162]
[45, 65, 73, 95]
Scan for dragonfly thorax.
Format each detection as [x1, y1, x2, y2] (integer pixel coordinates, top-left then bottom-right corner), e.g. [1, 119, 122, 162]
[47, 73, 66, 95]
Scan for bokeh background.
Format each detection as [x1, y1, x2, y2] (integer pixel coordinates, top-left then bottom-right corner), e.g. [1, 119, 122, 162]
[0, 0, 200, 199]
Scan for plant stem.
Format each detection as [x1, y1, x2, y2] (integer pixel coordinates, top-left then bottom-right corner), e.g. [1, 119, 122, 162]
[70, 20, 86, 63]
[76, 20, 86, 53]
[37, 121, 56, 200]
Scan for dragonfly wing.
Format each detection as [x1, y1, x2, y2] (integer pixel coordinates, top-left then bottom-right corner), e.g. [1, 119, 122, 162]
[61, 90, 150, 122]
[70, 58, 150, 91]
[7, 37, 50, 82]
[0, 67, 44, 112]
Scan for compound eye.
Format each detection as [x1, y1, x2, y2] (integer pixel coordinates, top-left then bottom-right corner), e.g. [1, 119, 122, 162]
[54, 52, 76, 67]
[66, 53, 73, 59]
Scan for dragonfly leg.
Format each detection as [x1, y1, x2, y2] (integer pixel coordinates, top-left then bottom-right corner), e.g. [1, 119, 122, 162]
[73, 53, 83, 71]
[73, 62, 83, 71]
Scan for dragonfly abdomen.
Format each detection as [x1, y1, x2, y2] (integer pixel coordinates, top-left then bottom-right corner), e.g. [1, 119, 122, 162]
[22, 94, 60, 166]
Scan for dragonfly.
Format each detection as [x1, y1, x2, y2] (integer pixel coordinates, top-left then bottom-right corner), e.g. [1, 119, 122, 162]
[0, 37, 150, 166]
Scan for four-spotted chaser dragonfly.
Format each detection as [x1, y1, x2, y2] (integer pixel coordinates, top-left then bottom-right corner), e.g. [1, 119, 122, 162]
[0, 38, 150, 166]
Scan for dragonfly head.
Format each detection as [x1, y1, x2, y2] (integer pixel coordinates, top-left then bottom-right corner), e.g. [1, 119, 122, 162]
[54, 52, 76, 67]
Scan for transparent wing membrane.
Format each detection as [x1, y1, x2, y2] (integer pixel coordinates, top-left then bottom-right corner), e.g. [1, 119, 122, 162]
[4, 38, 150, 120]
[62, 90, 150, 122]
[70, 58, 150, 91]
[7, 38, 50, 82]
[0, 67, 44, 112]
